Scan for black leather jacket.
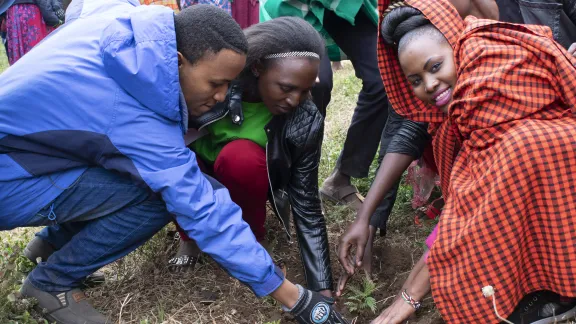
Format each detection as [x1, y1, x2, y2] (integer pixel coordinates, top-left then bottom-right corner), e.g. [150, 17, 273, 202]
[191, 84, 333, 292]
[385, 107, 430, 158]
[497, 0, 576, 49]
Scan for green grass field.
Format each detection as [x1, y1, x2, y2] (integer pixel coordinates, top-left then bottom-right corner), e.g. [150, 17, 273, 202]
[0, 43, 8, 73]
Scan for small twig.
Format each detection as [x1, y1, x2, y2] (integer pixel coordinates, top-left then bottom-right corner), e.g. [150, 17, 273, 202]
[118, 293, 132, 323]
[170, 300, 198, 318]
[210, 306, 216, 324]
[377, 294, 397, 304]
[191, 302, 202, 320]
[388, 277, 397, 289]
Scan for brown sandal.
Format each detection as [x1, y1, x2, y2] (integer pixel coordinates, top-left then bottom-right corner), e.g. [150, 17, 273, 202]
[319, 184, 364, 206]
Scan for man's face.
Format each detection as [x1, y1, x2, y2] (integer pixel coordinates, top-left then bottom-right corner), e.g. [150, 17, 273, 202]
[178, 49, 246, 117]
[449, 0, 499, 20]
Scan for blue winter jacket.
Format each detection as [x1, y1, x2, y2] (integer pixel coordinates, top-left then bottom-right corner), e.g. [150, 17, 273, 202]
[0, 0, 284, 297]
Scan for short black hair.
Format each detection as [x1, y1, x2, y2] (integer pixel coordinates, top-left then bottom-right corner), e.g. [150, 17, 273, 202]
[174, 5, 248, 64]
[381, 6, 446, 53]
[239, 17, 324, 81]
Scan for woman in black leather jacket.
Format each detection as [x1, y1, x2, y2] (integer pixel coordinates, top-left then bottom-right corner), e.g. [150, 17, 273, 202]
[171, 16, 334, 297]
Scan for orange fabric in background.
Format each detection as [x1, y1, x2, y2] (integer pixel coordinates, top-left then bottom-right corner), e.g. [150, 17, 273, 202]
[378, 0, 576, 322]
[140, 0, 180, 12]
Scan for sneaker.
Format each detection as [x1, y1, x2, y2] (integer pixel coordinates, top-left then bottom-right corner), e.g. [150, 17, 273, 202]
[24, 236, 106, 288]
[507, 290, 576, 324]
[20, 279, 109, 324]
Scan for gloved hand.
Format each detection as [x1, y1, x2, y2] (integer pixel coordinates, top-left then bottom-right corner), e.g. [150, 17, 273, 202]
[289, 286, 350, 324]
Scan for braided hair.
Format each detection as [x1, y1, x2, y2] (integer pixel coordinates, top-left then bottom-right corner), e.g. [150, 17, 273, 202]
[381, 4, 447, 53]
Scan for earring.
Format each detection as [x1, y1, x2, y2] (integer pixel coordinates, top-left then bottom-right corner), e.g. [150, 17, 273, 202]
[252, 71, 259, 77]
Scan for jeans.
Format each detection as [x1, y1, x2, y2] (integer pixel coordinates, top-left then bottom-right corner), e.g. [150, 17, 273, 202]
[26, 167, 171, 292]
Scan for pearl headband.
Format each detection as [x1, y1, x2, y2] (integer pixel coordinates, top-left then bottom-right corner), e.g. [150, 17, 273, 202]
[382, 1, 407, 18]
[263, 51, 320, 60]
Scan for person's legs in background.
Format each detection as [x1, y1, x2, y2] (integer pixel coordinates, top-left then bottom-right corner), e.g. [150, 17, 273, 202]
[231, 0, 259, 29]
[20, 168, 171, 323]
[5, 4, 55, 65]
[319, 9, 389, 210]
[1, 13, 7, 57]
[331, 61, 343, 71]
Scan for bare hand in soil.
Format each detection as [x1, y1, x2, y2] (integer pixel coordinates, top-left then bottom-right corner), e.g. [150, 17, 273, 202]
[338, 220, 370, 274]
[371, 297, 416, 324]
[336, 269, 372, 297]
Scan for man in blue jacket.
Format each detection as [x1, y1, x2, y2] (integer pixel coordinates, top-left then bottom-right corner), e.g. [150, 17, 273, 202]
[0, 1, 349, 323]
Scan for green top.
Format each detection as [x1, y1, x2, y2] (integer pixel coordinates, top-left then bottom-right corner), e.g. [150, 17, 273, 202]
[192, 102, 273, 164]
[259, 0, 378, 61]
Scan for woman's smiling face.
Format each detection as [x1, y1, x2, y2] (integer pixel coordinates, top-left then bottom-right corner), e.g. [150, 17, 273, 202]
[399, 35, 457, 113]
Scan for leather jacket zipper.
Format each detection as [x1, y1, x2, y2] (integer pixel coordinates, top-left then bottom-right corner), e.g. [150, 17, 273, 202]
[197, 110, 229, 131]
[265, 141, 292, 240]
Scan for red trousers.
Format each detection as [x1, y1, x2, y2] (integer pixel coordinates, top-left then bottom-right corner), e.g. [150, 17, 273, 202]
[177, 139, 269, 241]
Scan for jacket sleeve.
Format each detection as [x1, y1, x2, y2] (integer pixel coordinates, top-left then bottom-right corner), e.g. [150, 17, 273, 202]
[287, 109, 333, 292]
[35, 0, 60, 26]
[109, 113, 284, 297]
[564, 0, 576, 26]
[384, 106, 431, 158]
[51, 0, 65, 22]
[386, 120, 431, 158]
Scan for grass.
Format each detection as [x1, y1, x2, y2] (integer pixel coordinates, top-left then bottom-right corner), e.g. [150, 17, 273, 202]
[0, 61, 431, 323]
[0, 43, 8, 72]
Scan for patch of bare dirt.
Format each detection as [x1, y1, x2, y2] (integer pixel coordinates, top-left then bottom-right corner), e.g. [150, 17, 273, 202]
[88, 202, 441, 324]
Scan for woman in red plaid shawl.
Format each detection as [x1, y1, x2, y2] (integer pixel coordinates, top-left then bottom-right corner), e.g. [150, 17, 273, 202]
[340, 0, 576, 323]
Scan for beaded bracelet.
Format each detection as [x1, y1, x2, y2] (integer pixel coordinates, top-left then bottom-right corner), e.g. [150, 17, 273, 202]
[401, 289, 422, 310]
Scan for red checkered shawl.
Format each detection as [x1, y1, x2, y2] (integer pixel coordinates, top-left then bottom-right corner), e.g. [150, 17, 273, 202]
[378, 0, 576, 322]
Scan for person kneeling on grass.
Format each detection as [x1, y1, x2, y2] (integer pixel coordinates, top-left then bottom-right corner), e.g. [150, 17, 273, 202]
[339, 0, 576, 323]
[169, 16, 335, 299]
[337, 0, 576, 299]
[0, 1, 348, 323]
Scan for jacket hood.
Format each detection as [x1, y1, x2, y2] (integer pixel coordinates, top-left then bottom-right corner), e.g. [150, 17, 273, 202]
[0, 0, 15, 14]
[100, 3, 181, 122]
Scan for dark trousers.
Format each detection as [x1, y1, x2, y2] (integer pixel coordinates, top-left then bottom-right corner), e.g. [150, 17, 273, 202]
[369, 107, 405, 233]
[309, 9, 395, 233]
[325, 9, 389, 178]
[1, 31, 7, 56]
